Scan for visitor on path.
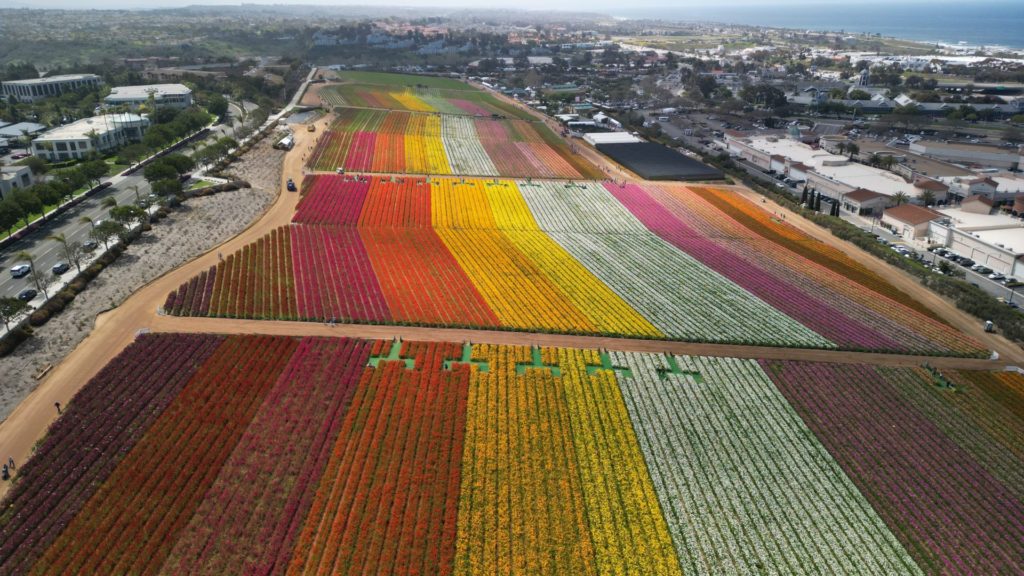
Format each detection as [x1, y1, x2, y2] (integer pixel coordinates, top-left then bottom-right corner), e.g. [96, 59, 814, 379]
[54, 401, 61, 415]
[2, 465, 8, 481]
[8, 457, 14, 470]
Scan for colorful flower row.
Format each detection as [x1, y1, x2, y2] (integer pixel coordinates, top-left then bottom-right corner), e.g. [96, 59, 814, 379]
[307, 110, 600, 179]
[165, 175, 985, 355]
[8, 333, 1023, 574]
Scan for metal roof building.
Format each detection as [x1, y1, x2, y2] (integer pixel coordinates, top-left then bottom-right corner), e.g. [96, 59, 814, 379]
[1, 74, 103, 102]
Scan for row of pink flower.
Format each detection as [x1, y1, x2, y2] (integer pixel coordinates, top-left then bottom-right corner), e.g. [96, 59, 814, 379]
[344, 131, 378, 172]
[160, 337, 373, 575]
[762, 361, 1024, 574]
[294, 177, 371, 228]
[607, 183, 898, 351]
[291, 224, 391, 322]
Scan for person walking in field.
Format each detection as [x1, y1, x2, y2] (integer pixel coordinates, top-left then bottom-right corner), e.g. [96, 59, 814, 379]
[8, 457, 14, 470]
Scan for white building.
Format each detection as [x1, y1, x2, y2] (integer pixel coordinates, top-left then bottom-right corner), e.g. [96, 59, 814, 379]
[910, 141, 1023, 171]
[0, 165, 34, 199]
[727, 133, 948, 209]
[31, 114, 149, 162]
[104, 84, 193, 110]
[928, 204, 1024, 276]
[1, 74, 103, 103]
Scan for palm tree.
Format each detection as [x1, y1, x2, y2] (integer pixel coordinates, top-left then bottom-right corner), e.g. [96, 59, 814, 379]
[79, 215, 96, 228]
[128, 184, 141, 205]
[48, 232, 84, 273]
[16, 251, 48, 299]
[920, 190, 936, 207]
[891, 191, 910, 206]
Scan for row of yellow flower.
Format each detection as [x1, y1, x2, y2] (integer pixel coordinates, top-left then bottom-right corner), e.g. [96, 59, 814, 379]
[453, 344, 681, 575]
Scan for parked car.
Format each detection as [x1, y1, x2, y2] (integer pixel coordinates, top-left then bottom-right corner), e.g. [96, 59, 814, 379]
[989, 272, 1005, 281]
[10, 152, 30, 160]
[959, 258, 975, 268]
[82, 240, 99, 252]
[10, 264, 31, 278]
[52, 262, 70, 275]
[17, 288, 37, 302]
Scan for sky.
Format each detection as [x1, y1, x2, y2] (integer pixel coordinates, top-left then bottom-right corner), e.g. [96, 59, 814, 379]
[10, 0, 980, 11]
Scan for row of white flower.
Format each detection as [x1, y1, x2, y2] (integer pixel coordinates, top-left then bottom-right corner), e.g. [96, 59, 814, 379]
[440, 116, 499, 176]
[613, 352, 924, 575]
[549, 230, 831, 346]
[521, 181, 649, 234]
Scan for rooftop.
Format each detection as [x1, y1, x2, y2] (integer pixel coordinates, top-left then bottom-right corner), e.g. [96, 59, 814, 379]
[2, 74, 101, 86]
[912, 140, 1022, 155]
[105, 83, 191, 100]
[844, 188, 888, 202]
[884, 204, 942, 226]
[0, 122, 47, 138]
[938, 207, 1019, 230]
[34, 114, 146, 141]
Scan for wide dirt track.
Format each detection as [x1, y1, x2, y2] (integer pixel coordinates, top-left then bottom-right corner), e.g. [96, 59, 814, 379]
[1, 88, 1022, 500]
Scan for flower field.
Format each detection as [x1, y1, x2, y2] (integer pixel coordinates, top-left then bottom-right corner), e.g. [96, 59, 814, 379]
[4, 332, 1023, 574]
[166, 175, 984, 355]
[307, 109, 602, 179]
[317, 71, 533, 120]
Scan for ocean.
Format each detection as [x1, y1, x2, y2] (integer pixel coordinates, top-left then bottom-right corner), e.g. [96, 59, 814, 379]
[614, 1, 1024, 50]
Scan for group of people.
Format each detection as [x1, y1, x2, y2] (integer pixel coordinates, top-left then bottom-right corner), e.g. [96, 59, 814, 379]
[2, 457, 16, 481]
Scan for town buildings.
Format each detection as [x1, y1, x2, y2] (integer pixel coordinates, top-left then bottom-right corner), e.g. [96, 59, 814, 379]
[104, 84, 193, 110]
[1, 74, 103, 103]
[0, 165, 34, 199]
[30, 114, 149, 161]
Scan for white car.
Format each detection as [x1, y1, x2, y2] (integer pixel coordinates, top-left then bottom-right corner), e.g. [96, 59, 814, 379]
[9, 264, 31, 278]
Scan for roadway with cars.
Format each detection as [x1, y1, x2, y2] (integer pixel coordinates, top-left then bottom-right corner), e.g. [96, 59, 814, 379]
[0, 173, 154, 305]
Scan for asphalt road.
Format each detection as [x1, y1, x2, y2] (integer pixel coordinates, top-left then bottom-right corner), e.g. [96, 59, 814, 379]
[0, 173, 152, 304]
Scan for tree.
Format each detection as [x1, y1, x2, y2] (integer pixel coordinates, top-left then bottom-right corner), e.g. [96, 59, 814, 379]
[0, 200, 21, 235]
[920, 189, 936, 206]
[161, 153, 194, 175]
[90, 220, 124, 249]
[0, 297, 27, 330]
[79, 160, 109, 188]
[17, 251, 48, 299]
[890, 191, 910, 206]
[151, 178, 183, 197]
[143, 162, 178, 184]
[49, 232, 85, 274]
[847, 89, 872, 100]
[206, 94, 229, 118]
[846, 143, 860, 159]
[109, 204, 147, 229]
[11, 189, 42, 227]
[116, 144, 150, 165]
[21, 156, 49, 176]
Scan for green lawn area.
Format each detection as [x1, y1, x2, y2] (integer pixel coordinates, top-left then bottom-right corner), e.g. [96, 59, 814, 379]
[336, 71, 473, 90]
[188, 179, 214, 190]
[105, 161, 130, 176]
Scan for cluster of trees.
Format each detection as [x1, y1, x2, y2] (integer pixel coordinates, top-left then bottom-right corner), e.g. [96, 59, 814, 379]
[192, 136, 239, 169]
[0, 159, 110, 235]
[143, 153, 194, 199]
[115, 107, 211, 166]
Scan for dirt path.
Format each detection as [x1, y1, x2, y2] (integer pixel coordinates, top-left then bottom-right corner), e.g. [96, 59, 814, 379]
[147, 315, 1012, 370]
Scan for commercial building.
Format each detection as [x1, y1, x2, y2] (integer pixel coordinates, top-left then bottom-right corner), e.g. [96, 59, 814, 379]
[104, 84, 193, 110]
[0, 165, 34, 199]
[0, 122, 47, 141]
[727, 133, 949, 211]
[909, 141, 1023, 171]
[30, 114, 149, 162]
[881, 204, 942, 240]
[1, 74, 103, 103]
[928, 205, 1024, 276]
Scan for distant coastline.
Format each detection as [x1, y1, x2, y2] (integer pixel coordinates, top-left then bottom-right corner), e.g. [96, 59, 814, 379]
[615, 1, 1024, 50]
